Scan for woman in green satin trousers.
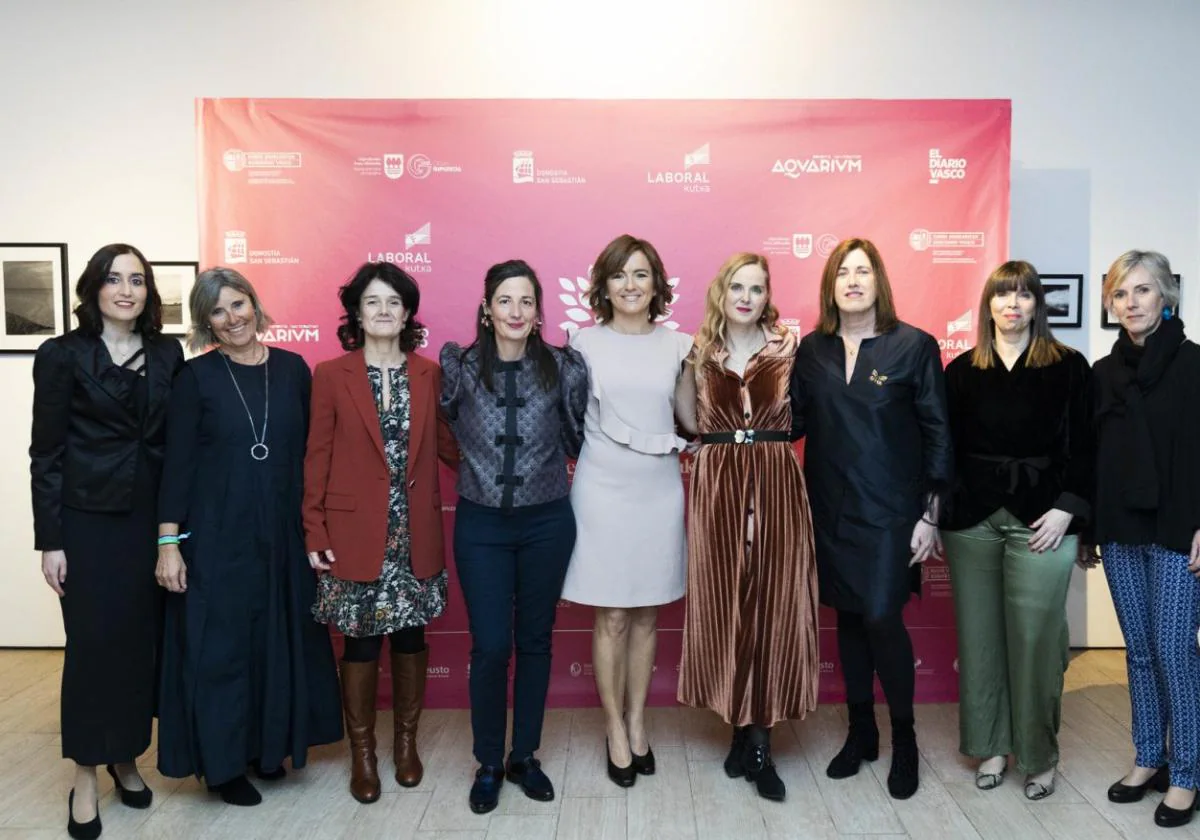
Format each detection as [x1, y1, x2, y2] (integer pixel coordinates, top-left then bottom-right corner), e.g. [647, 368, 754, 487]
[940, 261, 1094, 801]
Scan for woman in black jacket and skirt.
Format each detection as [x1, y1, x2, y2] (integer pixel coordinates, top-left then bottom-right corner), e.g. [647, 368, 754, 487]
[30, 244, 183, 839]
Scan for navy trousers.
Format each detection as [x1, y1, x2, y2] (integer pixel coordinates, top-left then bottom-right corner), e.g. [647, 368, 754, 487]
[1102, 543, 1200, 789]
[454, 497, 575, 767]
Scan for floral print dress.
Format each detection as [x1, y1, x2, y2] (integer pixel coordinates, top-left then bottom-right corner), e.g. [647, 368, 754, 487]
[312, 361, 448, 636]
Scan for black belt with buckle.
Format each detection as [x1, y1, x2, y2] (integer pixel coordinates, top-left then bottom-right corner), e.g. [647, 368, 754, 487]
[699, 429, 791, 445]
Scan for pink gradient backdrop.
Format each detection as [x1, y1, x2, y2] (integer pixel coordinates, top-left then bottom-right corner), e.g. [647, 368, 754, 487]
[198, 98, 1010, 706]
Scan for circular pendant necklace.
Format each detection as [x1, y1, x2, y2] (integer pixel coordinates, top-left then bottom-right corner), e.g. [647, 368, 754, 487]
[221, 347, 269, 461]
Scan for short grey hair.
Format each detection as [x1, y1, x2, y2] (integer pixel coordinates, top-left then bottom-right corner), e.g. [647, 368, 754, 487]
[187, 267, 273, 353]
[1102, 250, 1180, 310]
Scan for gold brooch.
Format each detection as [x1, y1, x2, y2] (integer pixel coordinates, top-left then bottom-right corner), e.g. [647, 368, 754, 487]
[869, 369, 889, 386]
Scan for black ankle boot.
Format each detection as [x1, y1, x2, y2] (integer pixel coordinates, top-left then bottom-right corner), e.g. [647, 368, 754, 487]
[887, 715, 919, 800]
[826, 701, 879, 779]
[724, 727, 748, 778]
[742, 727, 786, 801]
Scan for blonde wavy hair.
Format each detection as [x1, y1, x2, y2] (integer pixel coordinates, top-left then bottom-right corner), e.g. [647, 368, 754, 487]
[692, 253, 784, 369]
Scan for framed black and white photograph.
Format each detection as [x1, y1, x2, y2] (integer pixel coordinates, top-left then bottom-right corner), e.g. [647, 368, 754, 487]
[1040, 273, 1083, 329]
[0, 243, 68, 353]
[1101, 274, 1182, 329]
[152, 261, 198, 337]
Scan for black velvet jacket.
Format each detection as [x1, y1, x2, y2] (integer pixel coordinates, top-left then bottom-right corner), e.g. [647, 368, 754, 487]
[943, 345, 1094, 532]
[30, 329, 184, 550]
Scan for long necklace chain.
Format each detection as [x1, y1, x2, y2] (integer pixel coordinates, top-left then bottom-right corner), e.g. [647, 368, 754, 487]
[220, 346, 269, 461]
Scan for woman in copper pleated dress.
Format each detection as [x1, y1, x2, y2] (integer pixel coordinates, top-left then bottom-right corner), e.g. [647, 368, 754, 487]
[676, 252, 819, 803]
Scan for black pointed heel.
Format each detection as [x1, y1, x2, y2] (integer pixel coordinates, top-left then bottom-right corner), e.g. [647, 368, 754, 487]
[106, 764, 153, 809]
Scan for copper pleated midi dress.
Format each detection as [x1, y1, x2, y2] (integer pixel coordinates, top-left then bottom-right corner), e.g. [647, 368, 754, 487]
[677, 329, 820, 727]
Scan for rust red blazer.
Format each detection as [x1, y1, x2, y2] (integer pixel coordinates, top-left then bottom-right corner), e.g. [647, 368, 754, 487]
[303, 349, 458, 582]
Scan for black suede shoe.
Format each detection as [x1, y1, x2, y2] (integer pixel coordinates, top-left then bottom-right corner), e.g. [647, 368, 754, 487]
[631, 746, 656, 776]
[506, 754, 555, 801]
[1154, 791, 1199, 828]
[606, 739, 637, 788]
[743, 742, 786, 802]
[67, 790, 102, 840]
[208, 774, 262, 806]
[250, 759, 287, 781]
[469, 765, 504, 814]
[106, 764, 153, 809]
[826, 702, 879, 779]
[1108, 766, 1169, 803]
[724, 727, 748, 779]
[887, 716, 919, 800]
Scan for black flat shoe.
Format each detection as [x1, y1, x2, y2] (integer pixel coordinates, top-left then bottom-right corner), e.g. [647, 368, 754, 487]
[67, 789, 102, 840]
[1109, 766, 1169, 803]
[1154, 792, 1199, 828]
[631, 746, 655, 776]
[207, 774, 262, 806]
[506, 754, 555, 801]
[606, 739, 636, 788]
[105, 764, 153, 809]
[469, 765, 504, 814]
[250, 759, 287, 781]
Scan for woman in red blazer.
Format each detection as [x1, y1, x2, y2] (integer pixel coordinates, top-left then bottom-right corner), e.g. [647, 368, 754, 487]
[303, 262, 457, 804]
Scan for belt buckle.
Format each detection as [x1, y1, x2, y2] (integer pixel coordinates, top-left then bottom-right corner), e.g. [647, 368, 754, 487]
[734, 429, 755, 444]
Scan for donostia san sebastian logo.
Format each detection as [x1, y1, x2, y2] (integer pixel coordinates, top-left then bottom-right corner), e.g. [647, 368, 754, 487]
[365, 223, 433, 273]
[556, 266, 681, 334]
[222, 231, 299, 266]
[512, 150, 586, 185]
[772, 154, 862, 178]
[646, 143, 711, 193]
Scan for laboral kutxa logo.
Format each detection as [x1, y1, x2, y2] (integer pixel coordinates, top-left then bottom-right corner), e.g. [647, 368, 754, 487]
[772, 154, 862, 178]
[365, 222, 433, 273]
[556, 266, 681, 334]
[645, 143, 711, 193]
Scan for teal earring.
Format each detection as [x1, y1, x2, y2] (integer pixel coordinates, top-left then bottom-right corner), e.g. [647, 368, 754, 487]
[1163, 306, 1174, 320]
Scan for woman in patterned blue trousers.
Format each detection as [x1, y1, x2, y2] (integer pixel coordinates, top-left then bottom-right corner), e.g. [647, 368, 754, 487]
[1092, 250, 1200, 829]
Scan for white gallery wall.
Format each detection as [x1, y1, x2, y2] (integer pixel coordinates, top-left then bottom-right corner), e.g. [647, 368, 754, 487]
[1, 0, 1197, 647]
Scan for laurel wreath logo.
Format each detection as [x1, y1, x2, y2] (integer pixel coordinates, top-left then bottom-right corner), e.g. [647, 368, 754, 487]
[556, 266, 682, 334]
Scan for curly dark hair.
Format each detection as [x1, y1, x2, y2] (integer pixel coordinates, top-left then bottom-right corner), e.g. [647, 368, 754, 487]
[336, 262, 426, 352]
[73, 243, 163, 337]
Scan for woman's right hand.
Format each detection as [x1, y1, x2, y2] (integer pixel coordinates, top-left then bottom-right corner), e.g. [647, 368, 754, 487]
[156, 544, 188, 593]
[307, 549, 336, 572]
[41, 550, 67, 597]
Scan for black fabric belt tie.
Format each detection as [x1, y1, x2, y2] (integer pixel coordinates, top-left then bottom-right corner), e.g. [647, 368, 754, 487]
[968, 453, 1052, 494]
[700, 429, 791, 445]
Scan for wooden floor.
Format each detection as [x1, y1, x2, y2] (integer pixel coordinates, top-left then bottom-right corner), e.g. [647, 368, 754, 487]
[0, 649, 1191, 839]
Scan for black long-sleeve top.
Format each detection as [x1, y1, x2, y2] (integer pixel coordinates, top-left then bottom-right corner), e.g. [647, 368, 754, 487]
[943, 346, 1093, 532]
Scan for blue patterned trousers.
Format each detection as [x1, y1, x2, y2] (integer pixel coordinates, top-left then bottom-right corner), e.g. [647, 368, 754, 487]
[1102, 543, 1200, 789]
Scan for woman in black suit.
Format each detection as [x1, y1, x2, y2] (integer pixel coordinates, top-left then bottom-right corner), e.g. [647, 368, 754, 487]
[30, 243, 184, 839]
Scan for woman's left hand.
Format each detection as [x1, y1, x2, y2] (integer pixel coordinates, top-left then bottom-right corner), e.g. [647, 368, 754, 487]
[1029, 508, 1073, 553]
[1188, 529, 1200, 578]
[909, 519, 942, 566]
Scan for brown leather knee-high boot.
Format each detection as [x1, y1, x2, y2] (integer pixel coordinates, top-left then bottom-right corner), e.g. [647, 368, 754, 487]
[391, 647, 428, 787]
[340, 660, 381, 803]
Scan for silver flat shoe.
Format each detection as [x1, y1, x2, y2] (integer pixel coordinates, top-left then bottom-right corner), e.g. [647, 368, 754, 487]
[1024, 778, 1055, 800]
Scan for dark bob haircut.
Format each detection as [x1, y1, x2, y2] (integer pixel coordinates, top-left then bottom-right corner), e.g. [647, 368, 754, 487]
[336, 261, 426, 352]
[73, 243, 163, 337]
[586, 234, 671, 324]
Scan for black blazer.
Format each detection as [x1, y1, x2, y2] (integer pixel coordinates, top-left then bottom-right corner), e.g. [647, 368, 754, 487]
[30, 329, 184, 551]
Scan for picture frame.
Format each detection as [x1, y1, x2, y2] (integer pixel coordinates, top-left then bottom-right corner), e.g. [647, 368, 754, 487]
[1101, 274, 1182, 329]
[0, 243, 69, 353]
[1039, 273, 1083, 329]
[151, 261, 199, 337]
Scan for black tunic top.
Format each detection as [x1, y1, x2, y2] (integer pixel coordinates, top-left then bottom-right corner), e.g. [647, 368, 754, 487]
[943, 346, 1093, 532]
[791, 322, 953, 620]
[156, 348, 342, 785]
[1092, 319, 1200, 553]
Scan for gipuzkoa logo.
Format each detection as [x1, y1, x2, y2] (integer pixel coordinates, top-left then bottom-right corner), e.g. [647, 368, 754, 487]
[366, 223, 433, 273]
[260, 324, 320, 343]
[556, 267, 681, 333]
[947, 310, 971, 336]
[407, 154, 431, 179]
[513, 150, 535, 184]
[646, 142, 711, 193]
[928, 148, 967, 184]
[817, 234, 839, 258]
[383, 154, 405, 180]
[792, 234, 813, 258]
[772, 154, 862, 178]
[224, 230, 248, 264]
